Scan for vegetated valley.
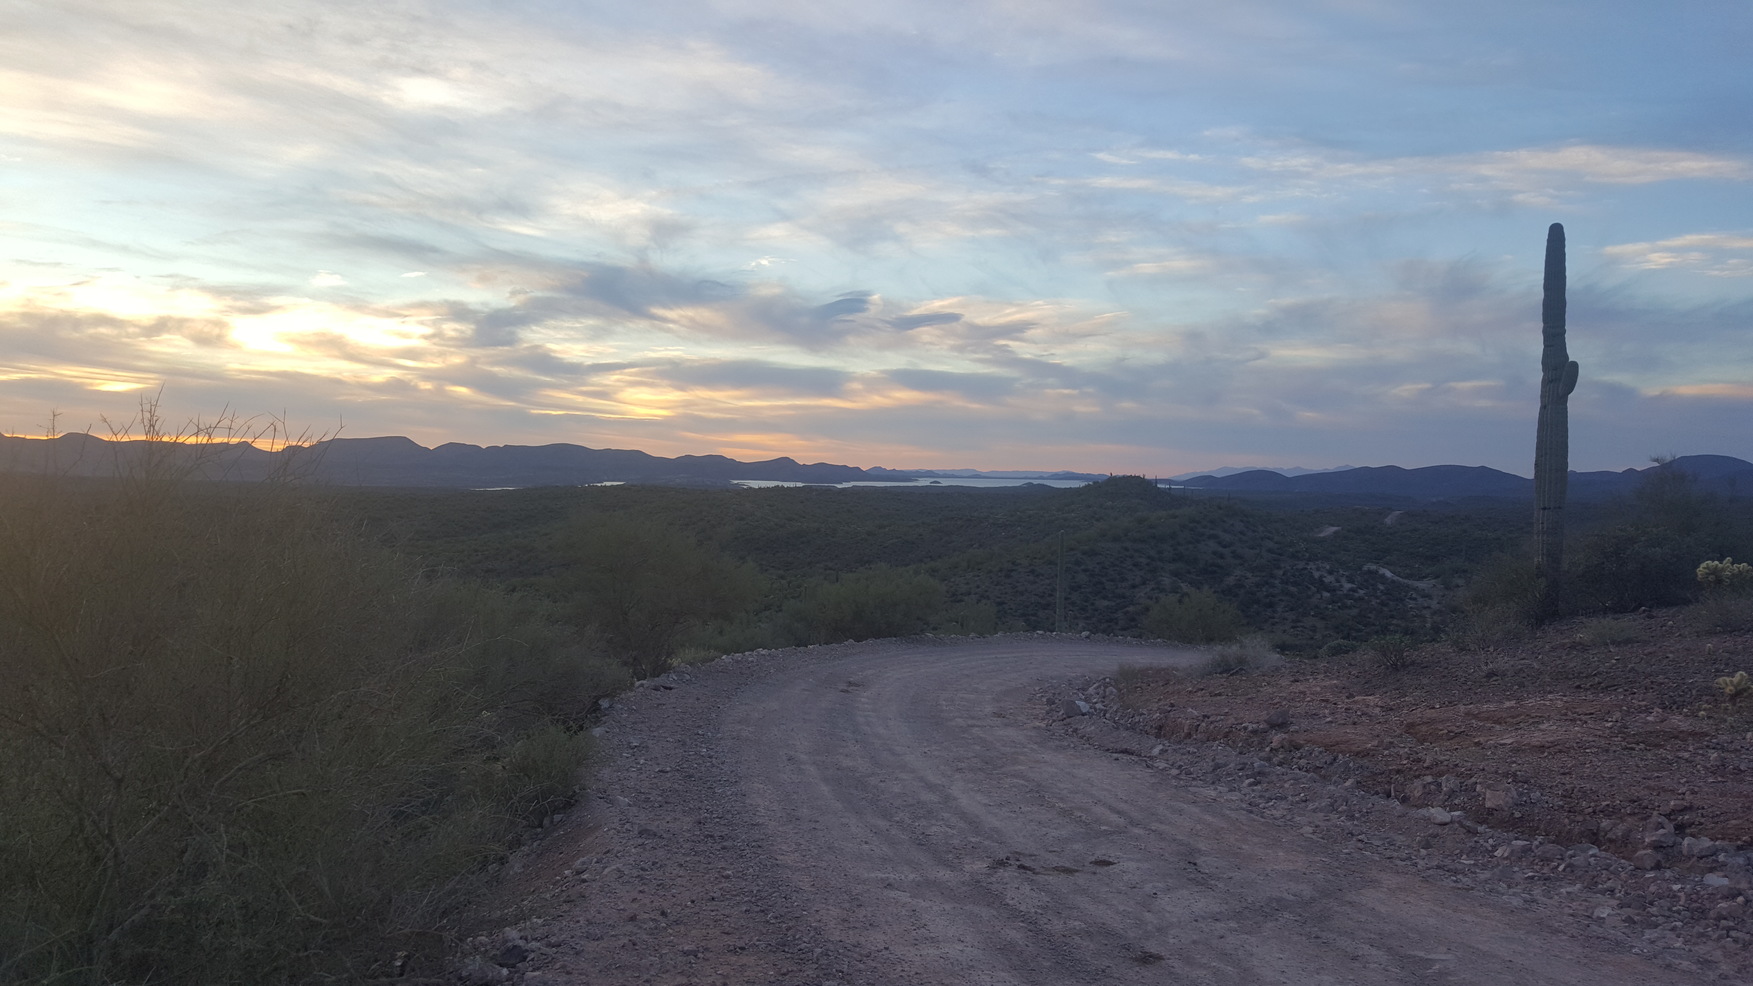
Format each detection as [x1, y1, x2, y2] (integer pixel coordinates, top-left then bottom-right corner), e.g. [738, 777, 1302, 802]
[6, 461, 1752, 985]
[336, 476, 1518, 657]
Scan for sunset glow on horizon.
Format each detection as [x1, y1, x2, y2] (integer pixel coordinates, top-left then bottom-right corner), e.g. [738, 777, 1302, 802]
[4, 1, 1750, 475]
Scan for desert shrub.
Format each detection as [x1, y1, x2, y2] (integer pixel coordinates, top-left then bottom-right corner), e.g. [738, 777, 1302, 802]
[1635, 462, 1724, 537]
[1457, 551, 1544, 628]
[1142, 588, 1247, 644]
[1568, 524, 1705, 612]
[934, 599, 1000, 636]
[1689, 595, 1753, 634]
[777, 566, 946, 644]
[1574, 616, 1647, 647]
[563, 513, 763, 679]
[474, 722, 594, 825]
[1197, 635, 1280, 676]
[1368, 634, 1415, 671]
[0, 470, 610, 986]
[1318, 639, 1361, 659]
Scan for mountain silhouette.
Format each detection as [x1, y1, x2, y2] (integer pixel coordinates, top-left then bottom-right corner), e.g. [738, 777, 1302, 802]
[0, 433, 907, 487]
[1178, 455, 1752, 501]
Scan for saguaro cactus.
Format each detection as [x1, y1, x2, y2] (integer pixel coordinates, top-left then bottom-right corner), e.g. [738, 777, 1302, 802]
[1533, 223, 1579, 616]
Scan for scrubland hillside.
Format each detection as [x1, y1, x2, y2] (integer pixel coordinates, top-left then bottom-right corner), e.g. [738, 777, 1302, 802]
[5, 439, 1749, 983]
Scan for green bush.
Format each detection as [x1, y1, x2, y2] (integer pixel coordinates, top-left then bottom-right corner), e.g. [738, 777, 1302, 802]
[933, 599, 1000, 636]
[563, 513, 762, 678]
[1318, 639, 1361, 659]
[777, 567, 946, 644]
[0, 470, 612, 986]
[1141, 588, 1247, 644]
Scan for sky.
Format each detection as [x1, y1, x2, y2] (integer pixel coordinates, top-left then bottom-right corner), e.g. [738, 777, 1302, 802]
[2, 0, 1750, 475]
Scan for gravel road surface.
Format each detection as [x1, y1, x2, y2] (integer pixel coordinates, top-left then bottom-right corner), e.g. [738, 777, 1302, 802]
[481, 637, 1710, 986]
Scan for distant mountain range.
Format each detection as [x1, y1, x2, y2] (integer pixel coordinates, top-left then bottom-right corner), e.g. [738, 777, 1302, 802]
[0, 433, 906, 488]
[865, 466, 1109, 482]
[4, 431, 1748, 500]
[1176, 454, 1753, 501]
[1169, 465, 1358, 481]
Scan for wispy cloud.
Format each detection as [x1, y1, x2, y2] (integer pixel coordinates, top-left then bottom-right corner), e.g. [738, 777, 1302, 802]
[1603, 233, 1753, 277]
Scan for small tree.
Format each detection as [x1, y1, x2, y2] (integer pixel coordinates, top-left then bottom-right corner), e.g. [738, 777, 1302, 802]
[1142, 588, 1247, 644]
[564, 514, 761, 678]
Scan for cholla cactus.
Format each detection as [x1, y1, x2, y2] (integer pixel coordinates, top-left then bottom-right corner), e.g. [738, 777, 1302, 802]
[1716, 671, 1751, 705]
[1698, 558, 1753, 594]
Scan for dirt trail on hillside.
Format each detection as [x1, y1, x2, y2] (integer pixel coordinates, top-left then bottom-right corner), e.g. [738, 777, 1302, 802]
[470, 638, 1708, 986]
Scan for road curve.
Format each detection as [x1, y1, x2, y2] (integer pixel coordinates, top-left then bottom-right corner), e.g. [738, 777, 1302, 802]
[509, 638, 1699, 986]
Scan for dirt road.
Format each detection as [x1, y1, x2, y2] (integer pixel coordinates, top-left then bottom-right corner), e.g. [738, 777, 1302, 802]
[482, 638, 1711, 985]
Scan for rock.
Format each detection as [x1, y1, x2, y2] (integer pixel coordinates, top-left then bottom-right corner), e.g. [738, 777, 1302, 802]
[1682, 836, 1716, 858]
[1533, 843, 1566, 861]
[1405, 776, 1439, 806]
[598, 697, 614, 710]
[1480, 781, 1516, 810]
[1264, 709, 1291, 729]
[493, 943, 529, 968]
[1641, 815, 1676, 849]
[458, 956, 510, 985]
[1712, 901, 1746, 920]
[1058, 699, 1091, 718]
[1703, 873, 1732, 887]
[1632, 850, 1664, 871]
[1268, 734, 1297, 751]
[1425, 807, 1453, 825]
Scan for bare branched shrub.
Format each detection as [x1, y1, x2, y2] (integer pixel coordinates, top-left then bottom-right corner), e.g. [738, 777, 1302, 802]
[1196, 635, 1281, 677]
[0, 406, 618, 986]
[1368, 635, 1415, 672]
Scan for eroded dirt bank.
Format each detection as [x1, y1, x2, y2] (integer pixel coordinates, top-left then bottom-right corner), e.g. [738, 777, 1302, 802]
[457, 636, 1726, 985]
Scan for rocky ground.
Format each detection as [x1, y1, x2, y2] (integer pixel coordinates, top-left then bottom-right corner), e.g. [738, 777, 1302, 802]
[414, 623, 1753, 985]
[1067, 609, 1753, 979]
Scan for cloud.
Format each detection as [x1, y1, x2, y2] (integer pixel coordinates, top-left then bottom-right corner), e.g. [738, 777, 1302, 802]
[1603, 233, 1753, 277]
[659, 358, 853, 396]
[885, 368, 1016, 401]
[888, 312, 963, 330]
